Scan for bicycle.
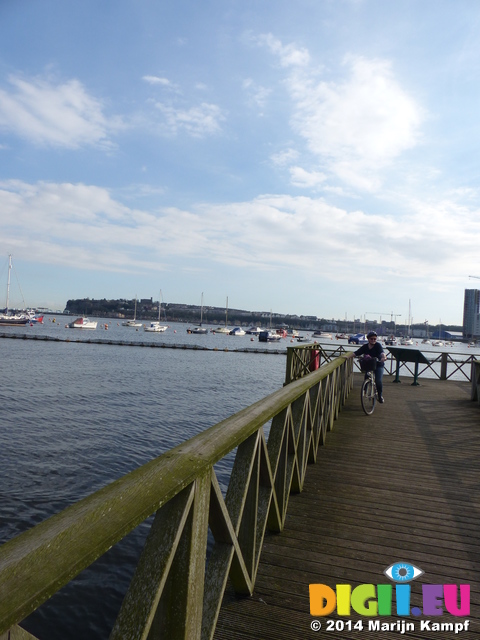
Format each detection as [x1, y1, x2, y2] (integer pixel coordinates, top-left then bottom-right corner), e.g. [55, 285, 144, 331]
[358, 356, 379, 415]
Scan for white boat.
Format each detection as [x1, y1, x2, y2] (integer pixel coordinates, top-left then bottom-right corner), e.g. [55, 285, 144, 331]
[245, 326, 265, 335]
[144, 322, 167, 333]
[187, 292, 208, 334]
[229, 327, 246, 336]
[144, 291, 168, 332]
[432, 340, 444, 347]
[400, 338, 414, 345]
[213, 296, 231, 333]
[0, 255, 29, 326]
[188, 326, 208, 334]
[258, 330, 281, 342]
[25, 310, 44, 324]
[312, 331, 332, 339]
[122, 295, 142, 327]
[68, 317, 98, 330]
[0, 314, 29, 326]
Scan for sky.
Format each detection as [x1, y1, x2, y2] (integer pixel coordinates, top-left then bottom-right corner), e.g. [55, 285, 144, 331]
[1, 0, 480, 325]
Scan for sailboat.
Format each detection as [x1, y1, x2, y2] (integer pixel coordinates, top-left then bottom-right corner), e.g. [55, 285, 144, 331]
[213, 296, 230, 333]
[258, 309, 281, 342]
[144, 291, 168, 332]
[0, 255, 29, 326]
[187, 292, 208, 334]
[122, 295, 142, 327]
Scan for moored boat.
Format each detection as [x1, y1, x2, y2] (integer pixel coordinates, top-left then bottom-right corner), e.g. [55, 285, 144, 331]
[348, 333, 368, 345]
[0, 314, 29, 326]
[296, 335, 311, 342]
[0, 255, 29, 326]
[144, 291, 168, 332]
[213, 326, 230, 334]
[245, 326, 265, 335]
[187, 292, 208, 334]
[213, 296, 231, 334]
[229, 327, 246, 336]
[122, 295, 142, 327]
[258, 330, 282, 342]
[68, 317, 98, 330]
[144, 322, 168, 332]
[187, 326, 208, 334]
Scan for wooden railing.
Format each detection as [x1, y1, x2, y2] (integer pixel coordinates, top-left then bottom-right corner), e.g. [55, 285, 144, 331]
[286, 342, 478, 383]
[471, 360, 480, 403]
[0, 354, 354, 640]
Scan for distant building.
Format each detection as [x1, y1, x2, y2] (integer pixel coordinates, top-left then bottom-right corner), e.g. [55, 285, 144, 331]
[463, 289, 480, 338]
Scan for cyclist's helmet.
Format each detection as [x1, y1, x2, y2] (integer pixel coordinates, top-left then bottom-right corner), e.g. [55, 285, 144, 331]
[367, 331, 377, 338]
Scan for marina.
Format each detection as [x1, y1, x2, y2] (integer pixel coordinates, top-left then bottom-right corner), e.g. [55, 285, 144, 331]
[0, 338, 479, 639]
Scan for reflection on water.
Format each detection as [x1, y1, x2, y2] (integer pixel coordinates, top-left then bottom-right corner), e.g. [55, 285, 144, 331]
[1, 330, 286, 639]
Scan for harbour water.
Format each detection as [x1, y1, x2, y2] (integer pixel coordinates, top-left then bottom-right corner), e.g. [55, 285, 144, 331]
[2, 318, 479, 638]
[1, 319, 288, 639]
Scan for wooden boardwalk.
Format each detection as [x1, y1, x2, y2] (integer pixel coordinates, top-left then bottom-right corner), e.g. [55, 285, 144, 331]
[214, 375, 480, 639]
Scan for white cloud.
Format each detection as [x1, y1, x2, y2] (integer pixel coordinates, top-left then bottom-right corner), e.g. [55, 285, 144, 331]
[142, 75, 172, 87]
[0, 74, 123, 149]
[242, 78, 271, 110]
[289, 55, 424, 191]
[256, 35, 425, 192]
[255, 33, 310, 68]
[270, 148, 299, 167]
[155, 102, 225, 137]
[289, 166, 326, 188]
[1, 180, 479, 294]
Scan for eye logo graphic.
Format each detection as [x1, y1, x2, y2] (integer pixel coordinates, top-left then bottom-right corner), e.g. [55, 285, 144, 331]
[309, 561, 470, 618]
[384, 561, 424, 583]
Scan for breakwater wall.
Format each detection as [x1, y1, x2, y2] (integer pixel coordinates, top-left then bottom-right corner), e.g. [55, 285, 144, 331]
[0, 331, 286, 355]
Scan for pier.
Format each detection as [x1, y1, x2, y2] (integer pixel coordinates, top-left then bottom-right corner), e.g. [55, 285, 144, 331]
[213, 375, 480, 639]
[0, 348, 479, 639]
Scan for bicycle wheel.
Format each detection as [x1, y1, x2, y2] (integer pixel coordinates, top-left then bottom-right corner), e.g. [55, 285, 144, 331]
[361, 378, 376, 415]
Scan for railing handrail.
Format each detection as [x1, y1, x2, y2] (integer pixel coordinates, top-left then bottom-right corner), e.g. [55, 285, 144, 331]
[0, 354, 354, 639]
[286, 342, 478, 383]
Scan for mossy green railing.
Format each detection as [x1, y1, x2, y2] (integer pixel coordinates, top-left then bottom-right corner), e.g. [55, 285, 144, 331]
[0, 352, 354, 640]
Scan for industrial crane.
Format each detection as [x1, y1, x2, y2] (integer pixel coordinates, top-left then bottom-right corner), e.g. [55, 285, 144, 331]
[365, 311, 402, 322]
[364, 311, 402, 336]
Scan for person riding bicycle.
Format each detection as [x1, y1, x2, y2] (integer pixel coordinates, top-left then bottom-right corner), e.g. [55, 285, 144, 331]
[355, 331, 386, 403]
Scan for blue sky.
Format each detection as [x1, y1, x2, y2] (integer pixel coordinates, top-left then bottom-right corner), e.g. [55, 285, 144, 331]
[1, 0, 480, 325]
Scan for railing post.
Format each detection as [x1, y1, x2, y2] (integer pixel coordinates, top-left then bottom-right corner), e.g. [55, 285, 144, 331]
[440, 352, 448, 380]
[471, 360, 480, 402]
[285, 348, 293, 385]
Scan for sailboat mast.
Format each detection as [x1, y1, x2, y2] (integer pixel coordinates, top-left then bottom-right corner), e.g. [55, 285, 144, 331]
[6, 254, 12, 313]
[200, 292, 204, 325]
[225, 296, 228, 328]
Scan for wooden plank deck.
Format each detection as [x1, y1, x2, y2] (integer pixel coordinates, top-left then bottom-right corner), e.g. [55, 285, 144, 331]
[214, 375, 480, 639]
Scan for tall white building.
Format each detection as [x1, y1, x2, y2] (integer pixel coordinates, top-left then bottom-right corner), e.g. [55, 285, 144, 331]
[463, 289, 480, 338]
